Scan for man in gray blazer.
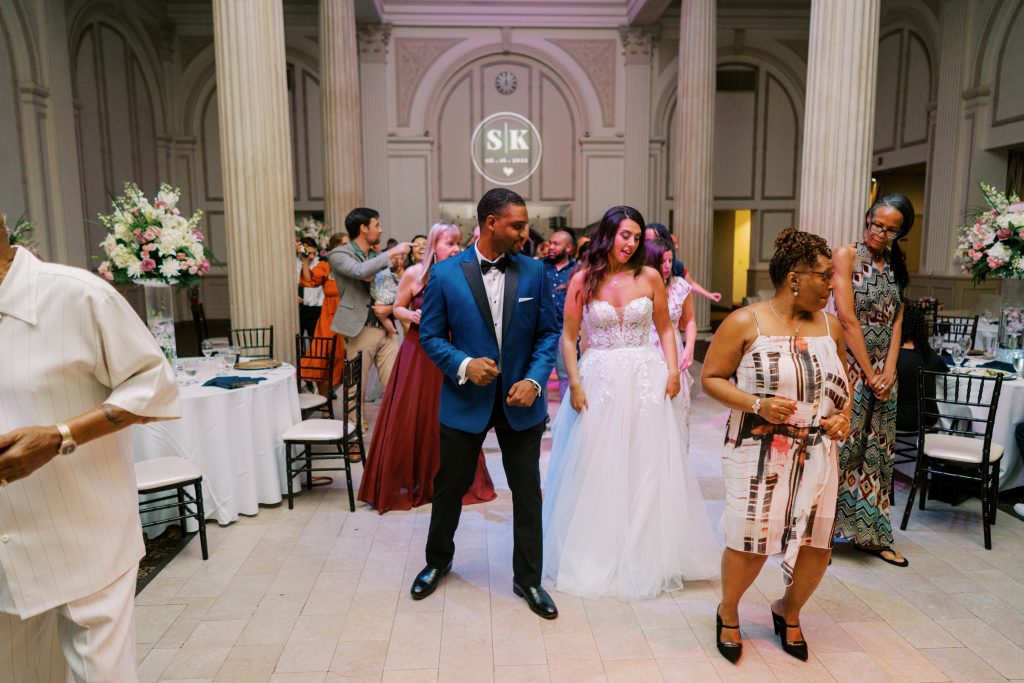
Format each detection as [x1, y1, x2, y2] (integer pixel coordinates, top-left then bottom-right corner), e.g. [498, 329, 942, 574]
[328, 207, 410, 413]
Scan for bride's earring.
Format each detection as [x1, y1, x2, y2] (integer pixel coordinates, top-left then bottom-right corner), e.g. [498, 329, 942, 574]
[791, 287, 799, 297]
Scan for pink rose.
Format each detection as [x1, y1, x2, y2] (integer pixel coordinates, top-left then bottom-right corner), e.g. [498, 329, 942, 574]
[193, 230, 204, 241]
[177, 252, 187, 260]
[140, 258, 157, 273]
[200, 260, 211, 274]
[997, 228, 1012, 240]
[987, 257, 1003, 269]
[189, 265, 199, 275]
[98, 262, 113, 281]
[155, 200, 166, 209]
[143, 228, 156, 241]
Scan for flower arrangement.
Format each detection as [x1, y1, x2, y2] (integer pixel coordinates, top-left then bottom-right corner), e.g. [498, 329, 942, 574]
[97, 182, 210, 288]
[5, 215, 41, 255]
[294, 216, 333, 258]
[956, 182, 1024, 281]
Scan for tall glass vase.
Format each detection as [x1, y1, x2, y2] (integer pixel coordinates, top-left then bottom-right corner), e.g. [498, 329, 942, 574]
[141, 281, 177, 363]
[996, 278, 1024, 362]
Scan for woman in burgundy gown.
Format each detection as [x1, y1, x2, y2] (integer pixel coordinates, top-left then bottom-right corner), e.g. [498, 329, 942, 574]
[359, 223, 496, 513]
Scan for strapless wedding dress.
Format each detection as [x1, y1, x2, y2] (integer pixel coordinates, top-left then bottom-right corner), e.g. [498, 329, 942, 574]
[542, 296, 719, 600]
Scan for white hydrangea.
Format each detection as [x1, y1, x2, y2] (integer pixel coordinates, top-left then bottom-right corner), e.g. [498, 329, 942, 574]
[110, 245, 136, 268]
[100, 233, 117, 254]
[987, 242, 1012, 261]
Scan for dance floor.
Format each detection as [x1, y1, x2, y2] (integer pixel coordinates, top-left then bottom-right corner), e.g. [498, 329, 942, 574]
[134, 389, 1024, 682]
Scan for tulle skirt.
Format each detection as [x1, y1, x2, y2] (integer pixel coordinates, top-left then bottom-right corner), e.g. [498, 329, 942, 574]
[542, 345, 719, 601]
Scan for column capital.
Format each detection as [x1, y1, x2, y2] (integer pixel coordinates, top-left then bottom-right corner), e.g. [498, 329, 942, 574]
[357, 23, 392, 63]
[618, 25, 658, 66]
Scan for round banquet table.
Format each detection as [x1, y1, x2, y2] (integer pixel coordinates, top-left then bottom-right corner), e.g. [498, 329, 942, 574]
[936, 359, 1024, 491]
[132, 359, 301, 530]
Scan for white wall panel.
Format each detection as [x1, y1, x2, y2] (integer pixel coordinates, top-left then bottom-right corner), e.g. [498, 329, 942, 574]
[713, 90, 756, 199]
[389, 155, 430, 239]
[584, 154, 624, 223]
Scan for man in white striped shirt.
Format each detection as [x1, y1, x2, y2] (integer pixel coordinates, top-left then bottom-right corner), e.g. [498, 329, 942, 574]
[0, 216, 180, 682]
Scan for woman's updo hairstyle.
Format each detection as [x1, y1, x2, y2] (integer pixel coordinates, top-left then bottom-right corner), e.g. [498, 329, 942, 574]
[768, 228, 831, 288]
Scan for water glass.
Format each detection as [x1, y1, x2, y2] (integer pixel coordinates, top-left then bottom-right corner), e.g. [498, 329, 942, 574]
[222, 348, 238, 373]
[201, 339, 214, 358]
[951, 342, 967, 367]
[183, 362, 199, 385]
[1014, 354, 1024, 380]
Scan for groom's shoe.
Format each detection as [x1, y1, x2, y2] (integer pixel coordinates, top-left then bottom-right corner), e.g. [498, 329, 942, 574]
[410, 562, 452, 600]
[513, 581, 558, 620]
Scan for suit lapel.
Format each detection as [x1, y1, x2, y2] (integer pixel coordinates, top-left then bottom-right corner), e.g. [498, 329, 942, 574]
[502, 256, 520, 344]
[460, 250, 498, 344]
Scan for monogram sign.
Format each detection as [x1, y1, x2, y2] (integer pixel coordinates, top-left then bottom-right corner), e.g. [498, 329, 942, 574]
[470, 112, 543, 186]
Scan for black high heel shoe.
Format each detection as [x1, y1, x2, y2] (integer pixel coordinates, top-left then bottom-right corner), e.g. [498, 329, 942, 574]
[716, 604, 742, 664]
[771, 609, 808, 661]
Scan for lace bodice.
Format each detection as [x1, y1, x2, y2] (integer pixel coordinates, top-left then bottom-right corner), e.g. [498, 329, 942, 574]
[583, 297, 653, 350]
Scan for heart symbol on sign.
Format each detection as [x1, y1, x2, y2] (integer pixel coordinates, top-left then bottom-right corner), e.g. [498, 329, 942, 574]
[502, 167, 514, 176]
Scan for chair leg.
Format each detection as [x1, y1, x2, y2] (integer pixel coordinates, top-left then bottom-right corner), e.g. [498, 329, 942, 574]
[989, 464, 998, 526]
[305, 445, 313, 491]
[176, 487, 187, 527]
[900, 461, 922, 531]
[194, 480, 209, 560]
[286, 443, 295, 510]
[341, 441, 355, 512]
[919, 469, 929, 510]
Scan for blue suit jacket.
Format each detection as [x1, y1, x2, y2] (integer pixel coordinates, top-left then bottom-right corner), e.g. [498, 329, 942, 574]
[419, 248, 559, 433]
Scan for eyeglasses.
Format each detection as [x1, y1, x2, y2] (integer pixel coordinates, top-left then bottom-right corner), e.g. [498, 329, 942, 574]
[794, 269, 833, 282]
[867, 221, 901, 238]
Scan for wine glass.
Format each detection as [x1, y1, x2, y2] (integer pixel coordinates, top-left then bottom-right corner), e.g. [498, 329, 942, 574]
[201, 339, 214, 359]
[950, 341, 967, 368]
[184, 363, 199, 385]
[1014, 354, 1024, 380]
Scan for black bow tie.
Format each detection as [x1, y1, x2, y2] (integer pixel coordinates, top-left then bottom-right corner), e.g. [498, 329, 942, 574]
[480, 257, 507, 274]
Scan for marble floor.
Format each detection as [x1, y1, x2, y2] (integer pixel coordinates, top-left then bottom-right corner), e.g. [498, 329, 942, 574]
[134, 388, 1024, 682]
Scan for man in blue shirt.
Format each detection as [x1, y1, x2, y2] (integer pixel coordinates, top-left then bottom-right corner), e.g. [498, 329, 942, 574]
[544, 230, 577, 400]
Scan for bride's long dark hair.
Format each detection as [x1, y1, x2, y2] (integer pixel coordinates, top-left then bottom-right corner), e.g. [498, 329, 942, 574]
[578, 205, 647, 304]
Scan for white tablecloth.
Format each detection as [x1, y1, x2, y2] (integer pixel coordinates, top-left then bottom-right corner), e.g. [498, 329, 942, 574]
[132, 361, 301, 527]
[939, 360, 1024, 490]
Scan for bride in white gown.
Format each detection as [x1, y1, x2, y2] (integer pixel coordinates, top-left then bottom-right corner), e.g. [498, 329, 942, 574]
[543, 206, 719, 601]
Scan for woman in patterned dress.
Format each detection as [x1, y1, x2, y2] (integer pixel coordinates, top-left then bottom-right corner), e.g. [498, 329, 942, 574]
[645, 238, 696, 420]
[702, 228, 851, 663]
[832, 194, 914, 567]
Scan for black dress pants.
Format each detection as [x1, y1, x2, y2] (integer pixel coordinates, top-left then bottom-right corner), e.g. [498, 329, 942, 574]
[425, 389, 546, 586]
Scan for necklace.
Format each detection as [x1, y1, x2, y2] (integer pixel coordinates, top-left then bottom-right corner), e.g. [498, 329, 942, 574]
[768, 299, 804, 336]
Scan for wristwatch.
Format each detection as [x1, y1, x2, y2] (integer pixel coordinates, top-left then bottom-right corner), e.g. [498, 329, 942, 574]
[750, 398, 762, 416]
[56, 422, 77, 456]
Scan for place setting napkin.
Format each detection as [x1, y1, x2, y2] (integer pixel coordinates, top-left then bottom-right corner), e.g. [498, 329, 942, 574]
[202, 376, 268, 390]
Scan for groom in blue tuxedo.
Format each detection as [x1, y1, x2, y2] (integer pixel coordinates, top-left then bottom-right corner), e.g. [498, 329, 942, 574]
[413, 188, 560, 619]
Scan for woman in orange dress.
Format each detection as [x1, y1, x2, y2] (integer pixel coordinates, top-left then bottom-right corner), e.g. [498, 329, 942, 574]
[299, 233, 348, 393]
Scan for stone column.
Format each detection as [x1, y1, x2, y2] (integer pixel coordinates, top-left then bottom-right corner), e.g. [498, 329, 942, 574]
[923, 0, 969, 275]
[358, 23, 392, 223]
[212, 0, 298, 362]
[620, 26, 656, 217]
[798, 0, 881, 249]
[321, 0, 364, 229]
[673, 0, 716, 331]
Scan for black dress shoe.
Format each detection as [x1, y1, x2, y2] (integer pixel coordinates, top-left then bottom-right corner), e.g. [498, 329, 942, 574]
[410, 562, 451, 600]
[512, 581, 558, 619]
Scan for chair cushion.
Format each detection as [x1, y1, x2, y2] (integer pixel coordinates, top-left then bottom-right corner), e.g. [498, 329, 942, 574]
[298, 393, 327, 411]
[923, 433, 1004, 464]
[135, 456, 203, 491]
[283, 418, 356, 442]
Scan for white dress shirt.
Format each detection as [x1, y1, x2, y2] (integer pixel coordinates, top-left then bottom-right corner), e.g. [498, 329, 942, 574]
[297, 257, 325, 307]
[456, 246, 541, 397]
[0, 247, 180, 617]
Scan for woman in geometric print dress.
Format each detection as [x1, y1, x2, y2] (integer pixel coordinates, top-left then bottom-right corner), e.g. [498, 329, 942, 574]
[702, 228, 851, 663]
[832, 194, 913, 568]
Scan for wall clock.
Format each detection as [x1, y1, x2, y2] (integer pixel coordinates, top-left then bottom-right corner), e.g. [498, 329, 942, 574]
[495, 71, 518, 95]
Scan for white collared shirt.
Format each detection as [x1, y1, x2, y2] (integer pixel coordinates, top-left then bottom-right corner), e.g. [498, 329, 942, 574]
[0, 247, 180, 617]
[455, 246, 541, 397]
[297, 257, 324, 307]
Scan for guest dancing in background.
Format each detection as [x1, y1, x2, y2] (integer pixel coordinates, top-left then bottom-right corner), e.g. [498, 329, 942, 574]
[702, 228, 851, 663]
[833, 194, 913, 568]
[299, 232, 349, 396]
[644, 238, 696, 420]
[645, 222, 722, 304]
[358, 223, 496, 513]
